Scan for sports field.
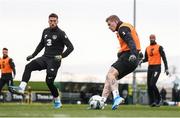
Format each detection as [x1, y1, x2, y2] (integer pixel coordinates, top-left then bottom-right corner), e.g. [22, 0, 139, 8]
[0, 103, 180, 117]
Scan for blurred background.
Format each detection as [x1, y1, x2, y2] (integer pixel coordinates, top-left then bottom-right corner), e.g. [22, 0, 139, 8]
[0, 0, 180, 104]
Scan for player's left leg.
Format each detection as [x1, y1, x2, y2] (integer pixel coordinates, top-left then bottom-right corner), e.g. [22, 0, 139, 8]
[46, 74, 62, 109]
[7, 77, 14, 92]
[46, 59, 61, 109]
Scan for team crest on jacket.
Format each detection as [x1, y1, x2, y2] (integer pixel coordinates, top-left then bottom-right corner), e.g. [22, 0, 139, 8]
[52, 35, 57, 40]
[44, 34, 48, 38]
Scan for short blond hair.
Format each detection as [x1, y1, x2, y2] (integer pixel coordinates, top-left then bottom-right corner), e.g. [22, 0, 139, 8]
[106, 15, 120, 22]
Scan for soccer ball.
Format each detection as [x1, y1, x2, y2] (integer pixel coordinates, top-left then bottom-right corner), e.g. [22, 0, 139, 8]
[89, 95, 105, 109]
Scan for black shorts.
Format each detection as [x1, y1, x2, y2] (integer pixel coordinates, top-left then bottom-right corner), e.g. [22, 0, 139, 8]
[33, 56, 61, 76]
[112, 52, 138, 79]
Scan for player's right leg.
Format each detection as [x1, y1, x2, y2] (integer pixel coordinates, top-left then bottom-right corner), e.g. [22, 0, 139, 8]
[110, 53, 138, 110]
[9, 58, 44, 95]
[151, 70, 161, 107]
[0, 79, 6, 93]
[46, 59, 62, 109]
[107, 67, 125, 110]
[147, 70, 154, 106]
[102, 77, 111, 103]
[102, 67, 124, 110]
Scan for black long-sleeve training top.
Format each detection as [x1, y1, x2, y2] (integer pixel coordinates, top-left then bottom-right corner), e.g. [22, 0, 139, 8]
[9, 58, 16, 76]
[118, 26, 138, 56]
[31, 26, 74, 58]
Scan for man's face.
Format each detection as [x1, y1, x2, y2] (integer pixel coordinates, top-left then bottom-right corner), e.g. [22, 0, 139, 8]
[107, 20, 117, 32]
[150, 38, 156, 45]
[2, 49, 8, 58]
[48, 17, 58, 29]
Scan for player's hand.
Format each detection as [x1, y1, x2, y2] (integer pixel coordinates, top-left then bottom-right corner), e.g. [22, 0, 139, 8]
[165, 69, 169, 76]
[138, 51, 143, 59]
[128, 54, 137, 62]
[26, 55, 34, 61]
[12, 74, 15, 79]
[54, 55, 62, 61]
[138, 59, 143, 66]
[117, 52, 122, 58]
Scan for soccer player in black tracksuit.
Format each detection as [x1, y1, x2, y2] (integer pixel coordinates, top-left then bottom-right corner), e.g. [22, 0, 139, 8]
[10, 13, 74, 109]
[0, 48, 16, 93]
[140, 34, 169, 107]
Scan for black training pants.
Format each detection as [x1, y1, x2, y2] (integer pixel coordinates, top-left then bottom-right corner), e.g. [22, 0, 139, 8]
[147, 65, 161, 105]
[22, 56, 61, 97]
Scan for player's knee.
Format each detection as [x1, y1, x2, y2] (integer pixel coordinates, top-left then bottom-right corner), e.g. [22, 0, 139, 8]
[25, 63, 33, 71]
[46, 79, 52, 86]
[107, 68, 119, 79]
[106, 72, 116, 80]
[46, 71, 56, 84]
[47, 69, 57, 77]
[149, 83, 155, 88]
[46, 76, 55, 86]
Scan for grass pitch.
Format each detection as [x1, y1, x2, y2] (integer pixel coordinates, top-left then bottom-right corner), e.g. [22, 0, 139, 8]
[0, 103, 180, 117]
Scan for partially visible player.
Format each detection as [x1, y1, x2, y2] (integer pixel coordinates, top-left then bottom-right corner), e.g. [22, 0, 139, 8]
[9, 13, 74, 109]
[102, 15, 141, 110]
[140, 34, 169, 107]
[0, 48, 16, 93]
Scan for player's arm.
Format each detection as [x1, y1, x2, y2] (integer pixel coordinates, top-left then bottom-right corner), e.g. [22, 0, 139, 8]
[31, 31, 45, 57]
[61, 31, 74, 58]
[9, 58, 16, 77]
[26, 30, 45, 61]
[0, 59, 1, 69]
[142, 49, 148, 63]
[118, 26, 137, 55]
[159, 46, 168, 70]
[139, 49, 148, 65]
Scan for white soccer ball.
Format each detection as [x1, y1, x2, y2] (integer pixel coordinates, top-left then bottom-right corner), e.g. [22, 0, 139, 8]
[77, 101, 81, 104]
[89, 95, 105, 109]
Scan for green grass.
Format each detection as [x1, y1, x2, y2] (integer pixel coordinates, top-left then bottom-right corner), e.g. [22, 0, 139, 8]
[2, 81, 50, 91]
[3, 81, 65, 91]
[0, 103, 180, 117]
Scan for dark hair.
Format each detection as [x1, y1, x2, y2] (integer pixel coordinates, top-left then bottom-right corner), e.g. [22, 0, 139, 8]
[149, 34, 156, 40]
[3, 48, 8, 51]
[49, 13, 58, 19]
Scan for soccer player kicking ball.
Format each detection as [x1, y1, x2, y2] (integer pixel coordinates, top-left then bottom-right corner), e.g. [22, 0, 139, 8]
[101, 15, 141, 110]
[9, 13, 74, 109]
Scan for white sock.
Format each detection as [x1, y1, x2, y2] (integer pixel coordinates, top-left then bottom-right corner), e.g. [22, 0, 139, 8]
[112, 90, 120, 99]
[54, 96, 60, 102]
[102, 96, 107, 102]
[19, 82, 27, 91]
